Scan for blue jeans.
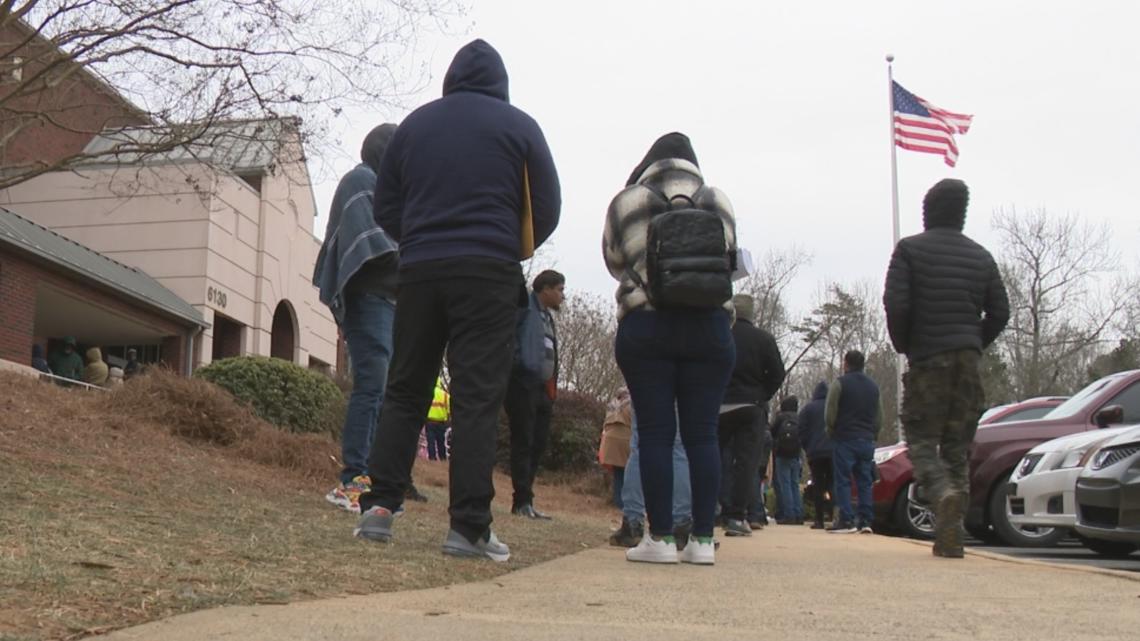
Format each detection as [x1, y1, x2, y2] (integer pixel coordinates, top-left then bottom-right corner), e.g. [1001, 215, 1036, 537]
[616, 309, 734, 538]
[774, 456, 804, 520]
[339, 293, 395, 484]
[833, 438, 875, 525]
[622, 418, 692, 527]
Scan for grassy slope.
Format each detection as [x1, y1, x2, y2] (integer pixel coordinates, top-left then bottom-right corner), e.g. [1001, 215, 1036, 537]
[0, 372, 614, 641]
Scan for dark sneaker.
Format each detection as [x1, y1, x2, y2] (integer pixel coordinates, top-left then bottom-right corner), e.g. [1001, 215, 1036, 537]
[826, 520, 857, 534]
[933, 492, 964, 558]
[511, 503, 553, 520]
[673, 518, 693, 551]
[723, 518, 753, 537]
[406, 484, 429, 503]
[748, 518, 766, 531]
[609, 518, 644, 547]
[442, 529, 511, 562]
[810, 520, 826, 530]
[353, 506, 395, 542]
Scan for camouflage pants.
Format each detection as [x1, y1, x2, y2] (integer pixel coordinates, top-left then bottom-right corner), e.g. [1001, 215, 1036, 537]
[902, 349, 985, 504]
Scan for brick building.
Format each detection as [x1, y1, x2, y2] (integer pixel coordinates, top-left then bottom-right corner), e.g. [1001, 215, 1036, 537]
[0, 207, 206, 374]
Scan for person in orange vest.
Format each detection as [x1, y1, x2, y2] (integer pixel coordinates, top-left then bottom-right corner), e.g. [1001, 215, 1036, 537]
[426, 378, 451, 461]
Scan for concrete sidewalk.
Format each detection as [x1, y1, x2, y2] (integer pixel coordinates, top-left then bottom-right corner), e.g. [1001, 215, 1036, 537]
[102, 526, 1140, 641]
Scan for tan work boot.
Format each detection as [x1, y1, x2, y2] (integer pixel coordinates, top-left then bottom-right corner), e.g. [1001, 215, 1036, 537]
[932, 491, 965, 558]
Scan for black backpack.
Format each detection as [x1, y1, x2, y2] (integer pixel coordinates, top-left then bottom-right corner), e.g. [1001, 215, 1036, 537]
[628, 188, 734, 309]
[773, 415, 801, 458]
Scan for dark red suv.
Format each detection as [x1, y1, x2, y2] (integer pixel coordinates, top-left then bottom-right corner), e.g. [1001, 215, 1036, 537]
[871, 370, 1140, 545]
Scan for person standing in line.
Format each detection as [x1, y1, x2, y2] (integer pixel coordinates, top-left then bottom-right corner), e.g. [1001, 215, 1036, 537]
[354, 39, 560, 563]
[31, 344, 51, 375]
[504, 269, 564, 520]
[718, 293, 785, 537]
[83, 347, 108, 386]
[123, 348, 141, 379]
[426, 378, 451, 461]
[825, 350, 883, 534]
[314, 123, 401, 514]
[48, 336, 83, 381]
[883, 178, 1009, 558]
[799, 381, 834, 529]
[608, 414, 695, 548]
[603, 132, 737, 565]
[599, 387, 633, 510]
[770, 395, 804, 525]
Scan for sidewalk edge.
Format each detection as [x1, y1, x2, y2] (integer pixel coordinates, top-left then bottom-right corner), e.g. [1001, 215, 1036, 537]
[899, 537, 1140, 583]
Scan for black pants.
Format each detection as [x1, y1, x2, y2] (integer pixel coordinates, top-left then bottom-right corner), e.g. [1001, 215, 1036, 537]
[426, 421, 448, 460]
[717, 405, 763, 521]
[503, 372, 553, 507]
[809, 456, 834, 523]
[360, 268, 519, 544]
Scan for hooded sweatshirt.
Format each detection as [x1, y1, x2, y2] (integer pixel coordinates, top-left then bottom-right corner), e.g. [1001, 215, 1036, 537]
[49, 338, 84, 380]
[798, 382, 833, 461]
[313, 123, 400, 324]
[84, 347, 108, 386]
[373, 39, 561, 270]
[603, 133, 737, 319]
[31, 344, 51, 374]
[883, 179, 1010, 362]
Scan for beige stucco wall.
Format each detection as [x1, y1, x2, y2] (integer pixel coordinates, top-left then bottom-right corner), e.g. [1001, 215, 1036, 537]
[0, 157, 337, 371]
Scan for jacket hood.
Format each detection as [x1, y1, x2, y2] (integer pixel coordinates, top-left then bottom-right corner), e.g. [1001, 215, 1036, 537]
[779, 395, 799, 412]
[812, 381, 828, 401]
[627, 132, 699, 186]
[443, 39, 509, 102]
[360, 123, 397, 174]
[922, 178, 969, 231]
[85, 347, 102, 363]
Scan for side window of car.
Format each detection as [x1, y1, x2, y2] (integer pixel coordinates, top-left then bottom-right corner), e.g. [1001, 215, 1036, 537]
[1103, 382, 1140, 423]
[1000, 406, 1053, 423]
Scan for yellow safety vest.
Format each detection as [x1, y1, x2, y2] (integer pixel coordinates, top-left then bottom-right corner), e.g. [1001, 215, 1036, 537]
[428, 383, 450, 423]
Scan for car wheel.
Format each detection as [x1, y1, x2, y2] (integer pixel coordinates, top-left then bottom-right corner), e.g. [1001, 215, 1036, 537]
[1076, 534, 1139, 558]
[892, 481, 935, 540]
[988, 473, 1068, 548]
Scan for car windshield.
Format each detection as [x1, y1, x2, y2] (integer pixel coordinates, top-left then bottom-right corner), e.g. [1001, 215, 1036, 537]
[1041, 374, 1127, 421]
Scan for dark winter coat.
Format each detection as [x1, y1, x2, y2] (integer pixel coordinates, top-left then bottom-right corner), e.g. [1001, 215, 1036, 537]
[373, 39, 561, 268]
[799, 381, 833, 461]
[883, 179, 1010, 363]
[723, 319, 785, 406]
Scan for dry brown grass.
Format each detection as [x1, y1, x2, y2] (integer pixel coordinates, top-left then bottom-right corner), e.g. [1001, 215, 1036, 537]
[0, 371, 617, 641]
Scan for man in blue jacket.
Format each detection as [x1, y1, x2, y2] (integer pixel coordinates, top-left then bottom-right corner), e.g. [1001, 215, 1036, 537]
[313, 123, 400, 514]
[825, 350, 883, 534]
[354, 39, 561, 563]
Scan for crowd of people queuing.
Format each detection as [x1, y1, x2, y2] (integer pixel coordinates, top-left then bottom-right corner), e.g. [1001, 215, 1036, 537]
[318, 38, 1009, 564]
[31, 337, 139, 388]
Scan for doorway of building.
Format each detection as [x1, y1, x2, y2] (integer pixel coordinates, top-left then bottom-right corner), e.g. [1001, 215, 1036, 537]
[270, 300, 296, 362]
[212, 313, 244, 361]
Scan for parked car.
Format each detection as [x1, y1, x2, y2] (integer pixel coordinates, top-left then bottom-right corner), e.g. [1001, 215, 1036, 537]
[979, 396, 1067, 426]
[1074, 424, 1140, 557]
[1007, 425, 1132, 533]
[869, 370, 1140, 544]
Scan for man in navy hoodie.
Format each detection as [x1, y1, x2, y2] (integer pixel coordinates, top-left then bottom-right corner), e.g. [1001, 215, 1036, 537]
[354, 39, 561, 563]
[799, 381, 833, 529]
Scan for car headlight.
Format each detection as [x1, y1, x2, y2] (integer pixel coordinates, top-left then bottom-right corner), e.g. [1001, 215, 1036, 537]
[1017, 453, 1044, 478]
[874, 447, 904, 466]
[1056, 448, 1089, 469]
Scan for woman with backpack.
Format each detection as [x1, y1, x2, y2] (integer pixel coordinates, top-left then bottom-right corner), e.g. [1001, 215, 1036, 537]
[602, 132, 738, 565]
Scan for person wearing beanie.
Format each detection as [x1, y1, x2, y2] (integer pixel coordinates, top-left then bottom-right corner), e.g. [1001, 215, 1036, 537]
[313, 122, 401, 515]
[604, 132, 737, 565]
[883, 178, 1009, 558]
[770, 394, 804, 525]
[718, 293, 785, 536]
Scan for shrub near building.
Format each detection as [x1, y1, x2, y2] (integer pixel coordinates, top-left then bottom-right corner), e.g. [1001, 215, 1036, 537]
[195, 356, 345, 436]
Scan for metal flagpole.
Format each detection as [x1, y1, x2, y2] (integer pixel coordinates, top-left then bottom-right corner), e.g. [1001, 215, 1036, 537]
[887, 54, 905, 443]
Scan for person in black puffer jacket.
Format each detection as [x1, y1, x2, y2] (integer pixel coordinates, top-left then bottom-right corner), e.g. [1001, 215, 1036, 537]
[883, 178, 1009, 558]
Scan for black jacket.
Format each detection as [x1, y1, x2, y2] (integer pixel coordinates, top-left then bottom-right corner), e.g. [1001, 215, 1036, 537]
[374, 39, 561, 267]
[723, 319, 785, 406]
[799, 381, 832, 461]
[883, 182, 1010, 363]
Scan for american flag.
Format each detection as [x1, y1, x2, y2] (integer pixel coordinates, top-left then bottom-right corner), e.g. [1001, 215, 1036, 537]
[892, 81, 973, 167]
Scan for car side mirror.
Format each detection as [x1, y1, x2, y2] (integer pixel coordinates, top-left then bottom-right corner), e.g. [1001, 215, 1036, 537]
[1095, 405, 1124, 428]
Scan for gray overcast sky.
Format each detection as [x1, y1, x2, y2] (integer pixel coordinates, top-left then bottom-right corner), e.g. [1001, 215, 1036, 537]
[313, 1, 1140, 315]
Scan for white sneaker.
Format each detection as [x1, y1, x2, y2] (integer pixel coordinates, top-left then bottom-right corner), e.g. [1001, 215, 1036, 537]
[679, 537, 715, 565]
[626, 535, 679, 564]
